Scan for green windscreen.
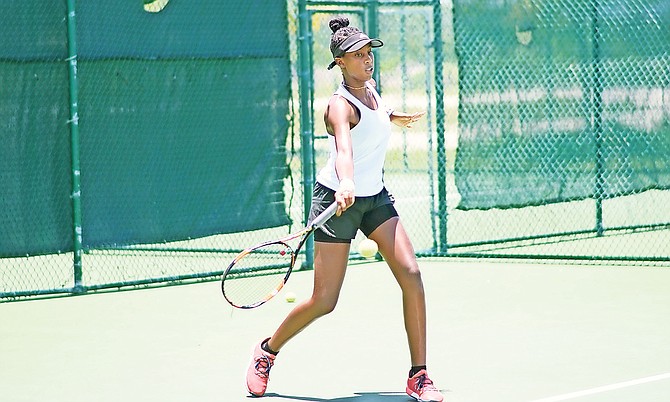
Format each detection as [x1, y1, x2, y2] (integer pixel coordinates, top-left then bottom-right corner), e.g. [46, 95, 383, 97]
[1, 1, 291, 256]
[452, 0, 670, 210]
[0, 2, 72, 256]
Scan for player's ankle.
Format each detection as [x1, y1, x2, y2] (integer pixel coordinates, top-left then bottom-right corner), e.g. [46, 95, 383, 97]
[261, 339, 279, 355]
[409, 365, 427, 378]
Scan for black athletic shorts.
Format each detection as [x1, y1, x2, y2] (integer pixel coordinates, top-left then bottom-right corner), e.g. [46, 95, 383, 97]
[309, 182, 398, 244]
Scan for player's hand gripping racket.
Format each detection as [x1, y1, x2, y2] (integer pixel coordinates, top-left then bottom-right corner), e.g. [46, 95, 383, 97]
[221, 202, 338, 309]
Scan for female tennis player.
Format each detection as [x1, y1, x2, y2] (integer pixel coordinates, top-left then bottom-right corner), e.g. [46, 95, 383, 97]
[246, 17, 444, 402]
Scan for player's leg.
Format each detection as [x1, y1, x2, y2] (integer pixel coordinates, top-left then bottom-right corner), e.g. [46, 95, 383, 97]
[246, 181, 359, 396]
[246, 240, 350, 397]
[368, 216, 444, 402]
[368, 216, 426, 365]
[266, 241, 350, 351]
[267, 182, 355, 351]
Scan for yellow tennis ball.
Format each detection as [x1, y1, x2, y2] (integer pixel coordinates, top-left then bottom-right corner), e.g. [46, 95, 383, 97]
[285, 292, 297, 303]
[358, 238, 378, 259]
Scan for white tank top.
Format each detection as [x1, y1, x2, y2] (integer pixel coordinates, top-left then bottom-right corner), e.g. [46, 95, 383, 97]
[316, 82, 392, 196]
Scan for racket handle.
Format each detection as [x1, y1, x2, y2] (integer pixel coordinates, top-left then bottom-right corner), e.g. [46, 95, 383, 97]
[310, 201, 338, 229]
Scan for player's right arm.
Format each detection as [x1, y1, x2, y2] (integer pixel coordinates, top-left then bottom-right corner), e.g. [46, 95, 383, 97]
[324, 95, 356, 215]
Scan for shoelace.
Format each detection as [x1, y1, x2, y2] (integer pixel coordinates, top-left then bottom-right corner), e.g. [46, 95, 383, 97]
[254, 355, 274, 378]
[416, 374, 438, 392]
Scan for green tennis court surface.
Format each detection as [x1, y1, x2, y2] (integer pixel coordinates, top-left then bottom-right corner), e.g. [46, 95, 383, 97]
[2, 260, 669, 402]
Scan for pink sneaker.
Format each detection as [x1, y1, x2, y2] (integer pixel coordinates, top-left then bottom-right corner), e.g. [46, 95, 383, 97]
[246, 338, 276, 396]
[406, 369, 444, 402]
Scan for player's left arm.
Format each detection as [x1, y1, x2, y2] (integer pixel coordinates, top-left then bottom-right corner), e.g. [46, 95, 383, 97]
[390, 110, 426, 128]
[372, 79, 426, 129]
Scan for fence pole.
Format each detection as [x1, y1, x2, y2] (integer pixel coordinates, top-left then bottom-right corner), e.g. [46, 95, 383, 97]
[432, 0, 447, 252]
[298, 0, 316, 269]
[366, 0, 381, 89]
[66, 0, 85, 292]
[592, 0, 605, 236]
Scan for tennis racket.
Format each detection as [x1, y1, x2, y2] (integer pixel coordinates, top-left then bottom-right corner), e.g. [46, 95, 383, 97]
[221, 201, 338, 309]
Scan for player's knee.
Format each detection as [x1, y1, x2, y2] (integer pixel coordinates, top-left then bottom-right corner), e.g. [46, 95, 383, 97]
[399, 262, 424, 290]
[408, 261, 422, 276]
[311, 296, 338, 317]
[319, 299, 338, 316]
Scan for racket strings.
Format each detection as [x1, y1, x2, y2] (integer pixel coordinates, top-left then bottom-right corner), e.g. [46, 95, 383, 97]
[222, 242, 295, 308]
[221, 201, 337, 309]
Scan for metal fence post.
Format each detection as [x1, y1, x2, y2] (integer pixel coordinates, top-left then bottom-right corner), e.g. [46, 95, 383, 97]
[298, 0, 316, 269]
[66, 0, 85, 292]
[592, 0, 605, 237]
[366, 0, 381, 89]
[432, 0, 447, 252]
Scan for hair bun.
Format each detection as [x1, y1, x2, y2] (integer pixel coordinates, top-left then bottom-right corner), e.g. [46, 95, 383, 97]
[329, 17, 350, 33]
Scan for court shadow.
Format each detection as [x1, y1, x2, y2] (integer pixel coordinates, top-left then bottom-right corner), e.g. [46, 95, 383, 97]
[258, 391, 411, 401]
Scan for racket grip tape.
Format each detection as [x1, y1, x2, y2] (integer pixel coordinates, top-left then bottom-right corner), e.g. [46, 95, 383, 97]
[310, 201, 338, 229]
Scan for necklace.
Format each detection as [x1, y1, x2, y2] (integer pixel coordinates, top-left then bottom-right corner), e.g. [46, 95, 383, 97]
[342, 82, 367, 91]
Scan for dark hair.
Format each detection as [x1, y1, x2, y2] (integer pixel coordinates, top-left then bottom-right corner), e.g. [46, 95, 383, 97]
[327, 16, 382, 70]
[329, 17, 362, 55]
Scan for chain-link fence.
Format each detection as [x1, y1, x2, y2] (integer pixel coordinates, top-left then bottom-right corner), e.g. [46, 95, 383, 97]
[299, 0, 453, 259]
[449, 0, 670, 262]
[2, 0, 668, 301]
[2, 1, 295, 299]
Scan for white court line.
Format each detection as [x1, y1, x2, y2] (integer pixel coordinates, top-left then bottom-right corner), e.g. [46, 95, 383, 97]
[529, 372, 670, 402]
